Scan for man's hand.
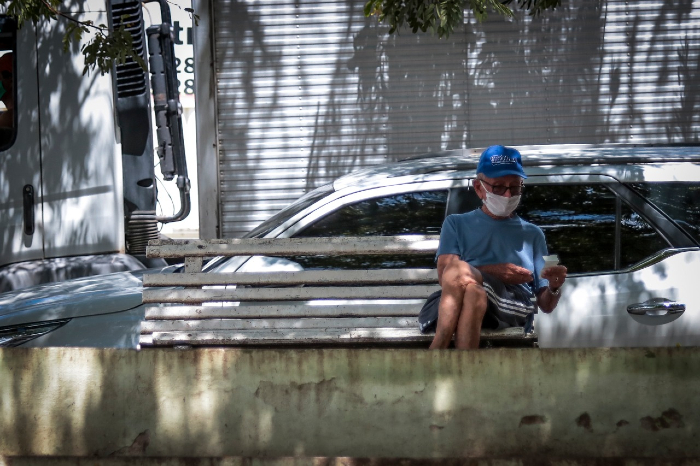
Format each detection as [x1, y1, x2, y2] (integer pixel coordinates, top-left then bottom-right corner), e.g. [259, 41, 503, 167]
[540, 265, 568, 290]
[476, 263, 532, 285]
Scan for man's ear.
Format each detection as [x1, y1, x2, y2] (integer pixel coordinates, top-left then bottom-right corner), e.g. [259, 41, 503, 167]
[473, 178, 485, 200]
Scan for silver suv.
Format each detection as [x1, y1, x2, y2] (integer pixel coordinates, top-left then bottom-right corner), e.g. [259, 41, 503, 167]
[2, 144, 699, 348]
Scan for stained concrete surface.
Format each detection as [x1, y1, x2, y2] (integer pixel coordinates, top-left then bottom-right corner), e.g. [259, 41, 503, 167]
[0, 347, 698, 458]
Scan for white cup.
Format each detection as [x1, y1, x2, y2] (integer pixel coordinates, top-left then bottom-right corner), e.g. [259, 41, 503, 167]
[543, 254, 559, 269]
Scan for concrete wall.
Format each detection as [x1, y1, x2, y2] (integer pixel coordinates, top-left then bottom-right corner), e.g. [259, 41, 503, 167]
[0, 347, 698, 458]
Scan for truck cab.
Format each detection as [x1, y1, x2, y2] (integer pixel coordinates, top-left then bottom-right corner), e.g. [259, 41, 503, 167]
[0, 0, 189, 292]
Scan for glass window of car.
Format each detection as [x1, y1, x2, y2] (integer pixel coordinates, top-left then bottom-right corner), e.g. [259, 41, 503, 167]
[206, 184, 336, 271]
[243, 183, 335, 239]
[297, 190, 448, 237]
[0, 17, 16, 150]
[519, 183, 669, 274]
[627, 182, 700, 246]
[289, 190, 449, 269]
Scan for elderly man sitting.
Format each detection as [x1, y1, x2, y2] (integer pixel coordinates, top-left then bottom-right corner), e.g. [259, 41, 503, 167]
[421, 145, 568, 349]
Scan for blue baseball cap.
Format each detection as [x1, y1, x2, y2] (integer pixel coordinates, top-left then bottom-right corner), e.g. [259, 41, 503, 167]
[476, 145, 527, 179]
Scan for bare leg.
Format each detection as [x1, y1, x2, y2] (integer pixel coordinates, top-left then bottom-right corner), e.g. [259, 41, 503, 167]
[429, 287, 463, 349]
[454, 283, 488, 349]
[429, 259, 483, 349]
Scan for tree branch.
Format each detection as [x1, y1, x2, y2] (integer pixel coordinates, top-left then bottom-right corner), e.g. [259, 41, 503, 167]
[364, 0, 561, 37]
[39, 0, 104, 33]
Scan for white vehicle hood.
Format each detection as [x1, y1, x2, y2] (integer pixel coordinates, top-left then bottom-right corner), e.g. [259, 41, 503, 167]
[0, 268, 172, 326]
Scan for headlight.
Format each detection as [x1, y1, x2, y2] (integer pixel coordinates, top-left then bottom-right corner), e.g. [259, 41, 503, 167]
[0, 319, 71, 347]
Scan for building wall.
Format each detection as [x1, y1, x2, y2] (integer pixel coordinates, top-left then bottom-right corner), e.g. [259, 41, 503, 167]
[203, 0, 700, 238]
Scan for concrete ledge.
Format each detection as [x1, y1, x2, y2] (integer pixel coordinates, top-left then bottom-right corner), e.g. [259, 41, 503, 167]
[1, 347, 698, 458]
[3, 458, 700, 466]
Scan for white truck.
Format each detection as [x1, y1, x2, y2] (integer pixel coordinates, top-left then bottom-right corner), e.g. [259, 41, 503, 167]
[0, 0, 191, 291]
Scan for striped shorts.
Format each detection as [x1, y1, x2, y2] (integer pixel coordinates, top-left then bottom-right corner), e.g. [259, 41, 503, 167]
[480, 272, 536, 330]
[418, 272, 536, 333]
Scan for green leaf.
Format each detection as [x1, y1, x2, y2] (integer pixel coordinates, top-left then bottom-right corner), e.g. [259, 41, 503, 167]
[364, 0, 374, 17]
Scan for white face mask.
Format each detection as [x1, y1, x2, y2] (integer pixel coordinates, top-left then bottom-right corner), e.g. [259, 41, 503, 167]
[483, 191, 521, 217]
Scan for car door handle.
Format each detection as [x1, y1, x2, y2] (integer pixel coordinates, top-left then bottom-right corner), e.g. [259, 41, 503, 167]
[627, 298, 685, 317]
[23, 184, 35, 236]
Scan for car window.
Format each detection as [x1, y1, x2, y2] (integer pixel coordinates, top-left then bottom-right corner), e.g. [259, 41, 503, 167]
[243, 184, 335, 238]
[297, 190, 447, 237]
[519, 184, 669, 274]
[288, 190, 448, 269]
[627, 182, 700, 247]
[446, 186, 481, 216]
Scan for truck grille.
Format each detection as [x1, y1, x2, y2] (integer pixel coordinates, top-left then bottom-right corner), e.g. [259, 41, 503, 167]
[111, 1, 147, 98]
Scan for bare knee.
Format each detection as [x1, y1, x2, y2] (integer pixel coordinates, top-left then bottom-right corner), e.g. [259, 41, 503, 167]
[462, 282, 488, 318]
[453, 282, 489, 350]
[440, 260, 482, 293]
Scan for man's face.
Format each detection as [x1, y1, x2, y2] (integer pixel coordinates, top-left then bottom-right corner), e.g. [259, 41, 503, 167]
[475, 174, 524, 200]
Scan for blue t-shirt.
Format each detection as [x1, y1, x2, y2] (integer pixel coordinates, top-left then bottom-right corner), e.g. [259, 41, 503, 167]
[437, 209, 550, 294]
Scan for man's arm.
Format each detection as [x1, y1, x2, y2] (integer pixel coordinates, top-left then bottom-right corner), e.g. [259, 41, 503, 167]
[536, 265, 568, 313]
[536, 286, 560, 313]
[476, 263, 533, 285]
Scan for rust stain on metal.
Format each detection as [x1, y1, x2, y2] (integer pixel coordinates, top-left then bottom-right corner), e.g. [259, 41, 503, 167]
[108, 430, 150, 456]
[615, 419, 630, 429]
[640, 408, 685, 432]
[575, 413, 593, 432]
[519, 415, 547, 427]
